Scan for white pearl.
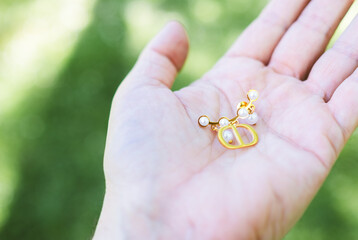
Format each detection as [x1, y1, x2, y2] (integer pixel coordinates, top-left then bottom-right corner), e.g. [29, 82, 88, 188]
[199, 116, 209, 126]
[248, 90, 259, 101]
[223, 130, 234, 143]
[219, 118, 229, 127]
[247, 112, 258, 125]
[238, 108, 249, 118]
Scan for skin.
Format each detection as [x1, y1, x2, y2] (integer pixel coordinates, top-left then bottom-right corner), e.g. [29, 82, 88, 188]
[94, 0, 358, 239]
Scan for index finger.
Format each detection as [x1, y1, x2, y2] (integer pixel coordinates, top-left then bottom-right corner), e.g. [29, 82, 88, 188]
[225, 0, 310, 64]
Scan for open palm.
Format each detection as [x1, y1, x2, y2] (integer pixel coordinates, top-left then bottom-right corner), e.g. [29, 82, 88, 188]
[94, 1, 358, 239]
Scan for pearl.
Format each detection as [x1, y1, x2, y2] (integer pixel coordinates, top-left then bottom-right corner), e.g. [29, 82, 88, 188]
[248, 90, 259, 101]
[238, 108, 249, 118]
[223, 130, 234, 143]
[199, 116, 209, 126]
[219, 118, 230, 127]
[247, 112, 258, 125]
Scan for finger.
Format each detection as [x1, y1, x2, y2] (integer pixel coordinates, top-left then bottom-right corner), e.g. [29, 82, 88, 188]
[225, 0, 310, 64]
[269, 0, 353, 79]
[128, 21, 189, 88]
[328, 68, 358, 141]
[306, 15, 358, 101]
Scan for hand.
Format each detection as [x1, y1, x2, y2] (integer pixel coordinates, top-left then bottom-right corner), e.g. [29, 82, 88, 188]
[94, 0, 358, 239]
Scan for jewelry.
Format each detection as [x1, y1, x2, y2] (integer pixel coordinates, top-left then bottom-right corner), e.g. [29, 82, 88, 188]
[198, 90, 259, 149]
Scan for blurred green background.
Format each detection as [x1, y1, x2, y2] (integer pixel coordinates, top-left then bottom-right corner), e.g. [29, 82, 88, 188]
[0, 0, 358, 239]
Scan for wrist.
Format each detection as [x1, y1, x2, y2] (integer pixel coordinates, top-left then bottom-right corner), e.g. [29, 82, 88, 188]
[93, 193, 125, 239]
[93, 191, 171, 239]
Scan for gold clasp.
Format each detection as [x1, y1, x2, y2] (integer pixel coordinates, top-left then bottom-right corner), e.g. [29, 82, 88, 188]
[198, 90, 260, 149]
[217, 123, 258, 149]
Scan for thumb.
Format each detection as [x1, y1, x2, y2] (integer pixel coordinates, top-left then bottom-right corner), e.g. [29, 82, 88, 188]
[128, 21, 189, 88]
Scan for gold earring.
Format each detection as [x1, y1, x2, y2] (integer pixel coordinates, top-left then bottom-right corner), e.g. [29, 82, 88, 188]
[198, 90, 259, 149]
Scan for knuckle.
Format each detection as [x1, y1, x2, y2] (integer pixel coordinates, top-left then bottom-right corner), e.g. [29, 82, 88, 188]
[331, 40, 358, 62]
[296, 11, 333, 37]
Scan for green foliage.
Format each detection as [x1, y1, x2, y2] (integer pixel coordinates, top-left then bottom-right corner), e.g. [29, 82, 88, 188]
[0, 0, 357, 239]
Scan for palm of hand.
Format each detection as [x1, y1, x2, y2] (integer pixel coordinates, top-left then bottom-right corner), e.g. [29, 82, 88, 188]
[97, 2, 358, 239]
[106, 57, 340, 239]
